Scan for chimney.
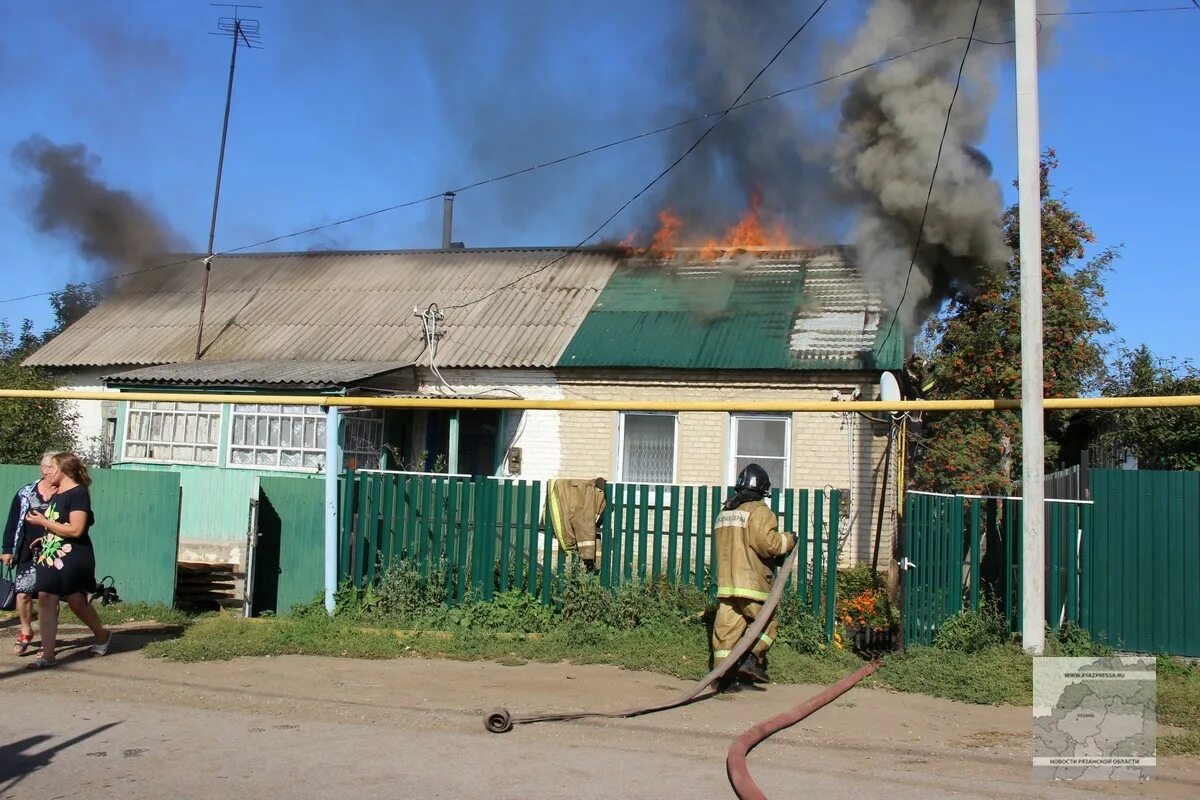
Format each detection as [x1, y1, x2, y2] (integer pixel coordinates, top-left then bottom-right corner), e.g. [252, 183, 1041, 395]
[442, 192, 455, 250]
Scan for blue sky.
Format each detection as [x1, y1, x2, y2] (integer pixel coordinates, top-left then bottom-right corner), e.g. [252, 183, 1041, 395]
[0, 1, 1197, 363]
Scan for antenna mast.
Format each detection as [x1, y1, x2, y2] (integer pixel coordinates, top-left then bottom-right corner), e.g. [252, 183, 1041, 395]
[195, 4, 262, 360]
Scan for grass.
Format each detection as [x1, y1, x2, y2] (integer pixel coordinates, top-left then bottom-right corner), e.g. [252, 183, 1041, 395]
[871, 644, 1035, 705]
[2, 601, 192, 628]
[146, 612, 863, 686]
[1158, 657, 1200, 756]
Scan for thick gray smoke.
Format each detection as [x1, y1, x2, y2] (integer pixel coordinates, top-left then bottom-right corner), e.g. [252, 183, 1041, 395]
[653, 0, 836, 242]
[831, 0, 1021, 337]
[13, 135, 186, 277]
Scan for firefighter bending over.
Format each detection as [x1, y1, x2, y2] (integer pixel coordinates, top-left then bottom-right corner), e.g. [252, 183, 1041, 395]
[712, 463, 796, 686]
[547, 477, 607, 572]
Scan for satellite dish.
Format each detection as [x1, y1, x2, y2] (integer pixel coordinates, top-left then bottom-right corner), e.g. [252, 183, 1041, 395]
[879, 371, 902, 403]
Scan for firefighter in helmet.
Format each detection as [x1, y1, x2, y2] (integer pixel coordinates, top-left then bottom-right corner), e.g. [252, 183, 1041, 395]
[547, 477, 607, 572]
[712, 463, 796, 686]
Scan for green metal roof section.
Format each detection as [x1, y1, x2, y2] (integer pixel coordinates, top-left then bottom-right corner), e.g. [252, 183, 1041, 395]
[559, 251, 903, 372]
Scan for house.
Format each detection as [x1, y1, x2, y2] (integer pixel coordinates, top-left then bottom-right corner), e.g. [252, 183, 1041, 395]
[25, 245, 903, 572]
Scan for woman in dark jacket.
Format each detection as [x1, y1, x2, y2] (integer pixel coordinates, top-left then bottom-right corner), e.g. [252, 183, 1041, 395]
[1, 451, 59, 655]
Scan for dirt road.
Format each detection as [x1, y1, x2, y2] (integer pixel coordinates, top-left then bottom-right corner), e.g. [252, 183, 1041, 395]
[2, 628, 1197, 799]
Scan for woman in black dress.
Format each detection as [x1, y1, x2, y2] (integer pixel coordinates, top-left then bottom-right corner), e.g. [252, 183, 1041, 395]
[23, 452, 112, 669]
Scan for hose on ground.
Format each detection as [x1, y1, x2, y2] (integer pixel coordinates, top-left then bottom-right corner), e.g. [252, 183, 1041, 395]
[484, 546, 801, 734]
[726, 660, 883, 800]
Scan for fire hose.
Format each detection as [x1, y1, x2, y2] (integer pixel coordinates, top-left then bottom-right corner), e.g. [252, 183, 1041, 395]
[484, 546, 801, 734]
[725, 659, 882, 800]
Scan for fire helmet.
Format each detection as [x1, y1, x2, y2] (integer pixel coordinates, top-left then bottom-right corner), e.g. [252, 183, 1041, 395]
[734, 463, 771, 496]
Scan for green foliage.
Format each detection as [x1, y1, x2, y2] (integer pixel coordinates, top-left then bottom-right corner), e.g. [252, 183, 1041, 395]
[836, 564, 881, 600]
[1099, 344, 1200, 470]
[1158, 656, 1200, 756]
[775, 595, 828, 655]
[1044, 621, 1113, 657]
[0, 319, 77, 464]
[932, 608, 1008, 654]
[874, 643, 1033, 705]
[442, 589, 554, 633]
[46, 283, 103, 340]
[558, 564, 616, 627]
[912, 151, 1116, 494]
[91, 601, 192, 627]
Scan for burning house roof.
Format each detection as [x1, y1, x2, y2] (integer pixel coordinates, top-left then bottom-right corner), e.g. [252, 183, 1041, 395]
[561, 246, 898, 371]
[26, 245, 899, 382]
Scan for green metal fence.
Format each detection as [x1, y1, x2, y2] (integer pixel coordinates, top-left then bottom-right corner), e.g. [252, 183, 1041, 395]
[254, 475, 326, 614]
[902, 491, 1093, 647]
[1086, 469, 1200, 657]
[339, 473, 843, 639]
[0, 464, 181, 605]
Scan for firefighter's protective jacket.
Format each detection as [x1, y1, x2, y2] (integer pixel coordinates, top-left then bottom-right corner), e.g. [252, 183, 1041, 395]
[547, 479, 606, 562]
[714, 500, 796, 601]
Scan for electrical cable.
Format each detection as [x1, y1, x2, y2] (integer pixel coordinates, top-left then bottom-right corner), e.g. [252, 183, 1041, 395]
[875, 0, 987, 357]
[4, 0, 833, 308]
[3, 4, 1186, 308]
[443, 0, 832, 311]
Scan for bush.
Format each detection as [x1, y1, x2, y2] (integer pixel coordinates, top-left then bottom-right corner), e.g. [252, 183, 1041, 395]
[933, 608, 1008, 654]
[441, 589, 555, 633]
[374, 561, 446, 620]
[776, 595, 827, 655]
[836, 564, 881, 601]
[558, 565, 615, 627]
[1045, 622, 1113, 657]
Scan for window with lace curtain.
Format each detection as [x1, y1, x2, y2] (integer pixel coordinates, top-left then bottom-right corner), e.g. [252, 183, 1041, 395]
[124, 401, 221, 464]
[617, 412, 677, 484]
[229, 404, 327, 469]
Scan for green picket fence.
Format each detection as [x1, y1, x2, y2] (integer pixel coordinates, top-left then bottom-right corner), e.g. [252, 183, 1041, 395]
[339, 473, 843, 639]
[902, 491, 1092, 647]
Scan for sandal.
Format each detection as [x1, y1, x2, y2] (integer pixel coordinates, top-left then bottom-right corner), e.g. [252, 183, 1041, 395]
[13, 631, 34, 656]
[26, 656, 57, 669]
[90, 632, 114, 656]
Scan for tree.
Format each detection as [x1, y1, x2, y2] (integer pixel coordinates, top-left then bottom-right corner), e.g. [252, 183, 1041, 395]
[910, 151, 1115, 494]
[1097, 345, 1200, 471]
[0, 319, 77, 464]
[45, 282, 103, 341]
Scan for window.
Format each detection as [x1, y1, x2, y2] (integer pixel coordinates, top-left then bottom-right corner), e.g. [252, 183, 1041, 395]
[230, 404, 327, 469]
[729, 414, 791, 490]
[617, 412, 677, 484]
[124, 401, 221, 464]
[343, 410, 385, 470]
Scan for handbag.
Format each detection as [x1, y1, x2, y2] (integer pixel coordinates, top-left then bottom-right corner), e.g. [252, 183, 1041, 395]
[91, 575, 121, 606]
[1, 568, 15, 612]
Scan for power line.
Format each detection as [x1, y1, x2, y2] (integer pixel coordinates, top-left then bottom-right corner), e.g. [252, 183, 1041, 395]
[3, 3, 1190, 309]
[1039, 5, 1196, 15]
[444, 0, 835, 311]
[876, 0, 987, 357]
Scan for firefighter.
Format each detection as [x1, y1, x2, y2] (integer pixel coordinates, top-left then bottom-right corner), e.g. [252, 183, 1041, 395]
[712, 463, 796, 686]
[547, 477, 607, 572]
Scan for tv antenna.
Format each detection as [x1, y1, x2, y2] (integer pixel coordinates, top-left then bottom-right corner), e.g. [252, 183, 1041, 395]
[195, 4, 263, 360]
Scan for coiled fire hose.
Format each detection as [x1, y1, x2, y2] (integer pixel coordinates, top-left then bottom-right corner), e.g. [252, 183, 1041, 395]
[484, 546, 800, 734]
[725, 659, 882, 800]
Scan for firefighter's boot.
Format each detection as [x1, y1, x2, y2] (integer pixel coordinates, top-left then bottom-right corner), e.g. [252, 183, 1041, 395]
[736, 653, 770, 684]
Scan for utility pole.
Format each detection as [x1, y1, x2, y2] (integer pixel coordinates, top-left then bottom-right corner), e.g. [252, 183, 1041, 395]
[195, 5, 261, 360]
[1015, 0, 1046, 655]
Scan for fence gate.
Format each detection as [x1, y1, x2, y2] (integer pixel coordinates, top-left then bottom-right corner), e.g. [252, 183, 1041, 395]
[902, 490, 1092, 648]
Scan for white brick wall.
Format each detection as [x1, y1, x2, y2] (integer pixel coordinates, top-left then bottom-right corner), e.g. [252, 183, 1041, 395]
[421, 367, 899, 568]
[60, 368, 110, 457]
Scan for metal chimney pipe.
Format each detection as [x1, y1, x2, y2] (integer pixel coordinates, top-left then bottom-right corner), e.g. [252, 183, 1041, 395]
[442, 192, 455, 250]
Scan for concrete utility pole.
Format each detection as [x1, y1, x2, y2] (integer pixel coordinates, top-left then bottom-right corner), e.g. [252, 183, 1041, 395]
[1015, 0, 1046, 656]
